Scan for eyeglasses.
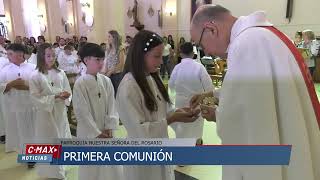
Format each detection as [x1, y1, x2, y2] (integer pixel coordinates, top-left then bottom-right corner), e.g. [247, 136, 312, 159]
[198, 28, 206, 48]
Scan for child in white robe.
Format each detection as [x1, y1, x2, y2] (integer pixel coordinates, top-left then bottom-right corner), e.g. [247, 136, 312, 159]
[0, 44, 36, 168]
[29, 43, 72, 179]
[57, 44, 79, 74]
[55, 38, 66, 57]
[169, 42, 214, 145]
[0, 57, 9, 144]
[116, 30, 200, 180]
[27, 52, 37, 65]
[78, 61, 87, 76]
[73, 43, 123, 180]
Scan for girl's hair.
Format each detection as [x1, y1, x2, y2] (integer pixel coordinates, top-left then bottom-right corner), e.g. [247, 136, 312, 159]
[36, 43, 60, 74]
[124, 30, 171, 112]
[302, 29, 315, 40]
[108, 30, 121, 55]
[37, 35, 45, 42]
[30, 37, 36, 44]
[179, 37, 186, 44]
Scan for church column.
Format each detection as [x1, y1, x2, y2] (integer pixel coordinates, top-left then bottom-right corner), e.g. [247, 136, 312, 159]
[163, 0, 178, 40]
[45, 0, 76, 42]
[3, 0, 25, 38]
[45, 0, 64, 42]
[22, 0, 41, 38]
[38, 0, 49, 41]
[176, 0, 191, 41]
[104, 0, 125, 39]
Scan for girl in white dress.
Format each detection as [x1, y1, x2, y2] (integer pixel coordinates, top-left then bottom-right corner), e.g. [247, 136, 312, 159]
[116, 30, 200, 180]
[29, 43, 72, 179]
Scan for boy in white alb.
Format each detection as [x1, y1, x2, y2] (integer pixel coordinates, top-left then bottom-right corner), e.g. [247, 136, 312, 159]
[73, 43, 123, 180]
[169, 42, 214, 144]
[0, 56, 9, 144]
[0, 44, 36, 168]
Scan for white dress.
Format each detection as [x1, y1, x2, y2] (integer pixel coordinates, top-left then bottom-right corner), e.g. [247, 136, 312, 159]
[116, 73, 175, 180]
[169, 58, 214, 138]
[217, 11, 320, 180]
[57, 52, 79, 74]
[73, 73, 123, 180]
[0, 62, 36, 153]
[0, 57, 9, 137]
[55, 46, 65, 57]
[29, 69, 72, 179]
[78, 62, 87, 76]
[27, 53, 37, 65]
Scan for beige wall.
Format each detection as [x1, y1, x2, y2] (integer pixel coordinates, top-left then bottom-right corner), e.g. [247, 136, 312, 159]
[45, 0, 76, 42]
[3, 0, 320, 42]
[3, 0, 14, 40]
[37, 0, 49, 40]
[211, 0, 320, 38]
[6, 0, 25, 38]
[177, 0, 191, 41]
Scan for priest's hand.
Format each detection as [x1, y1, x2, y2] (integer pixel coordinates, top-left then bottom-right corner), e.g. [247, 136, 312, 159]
[200, 104, 217, 122]
[190, 92, 213, 109]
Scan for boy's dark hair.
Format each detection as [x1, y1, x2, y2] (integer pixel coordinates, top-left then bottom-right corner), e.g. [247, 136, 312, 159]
[180, 42, 193, 56]
[7, 43, 26, 53]
[124, 30, 171, 112]
[37, 35, 45, 42]
[53, 42, 59, 46]
[78, 43, 105, 61]
[100, 43, 106, 46]
[80, 36, 87, 41]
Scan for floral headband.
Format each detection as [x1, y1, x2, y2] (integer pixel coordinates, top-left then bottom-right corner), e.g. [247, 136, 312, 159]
[143, 34, 163, 52]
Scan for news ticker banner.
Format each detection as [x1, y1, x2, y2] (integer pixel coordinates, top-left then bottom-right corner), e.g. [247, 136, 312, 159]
[17, 139, 292, 165]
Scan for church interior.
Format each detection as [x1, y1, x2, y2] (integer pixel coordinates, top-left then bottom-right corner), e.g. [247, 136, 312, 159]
[0, 0, 320, 180]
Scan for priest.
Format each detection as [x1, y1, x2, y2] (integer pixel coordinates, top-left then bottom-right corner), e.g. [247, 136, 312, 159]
[190, 4, 320, 180]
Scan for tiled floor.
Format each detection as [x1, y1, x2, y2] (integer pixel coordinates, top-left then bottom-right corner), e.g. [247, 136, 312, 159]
[0, 121, 222, 180]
